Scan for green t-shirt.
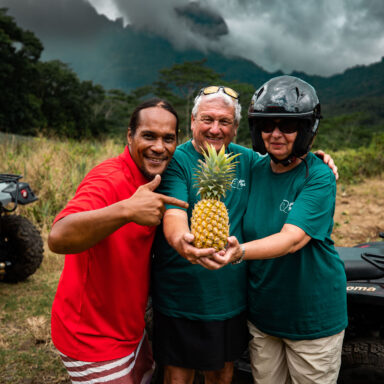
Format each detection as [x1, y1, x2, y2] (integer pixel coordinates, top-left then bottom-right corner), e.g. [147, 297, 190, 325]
[152, 140, 259, 320]
[244, 152, 348, 339]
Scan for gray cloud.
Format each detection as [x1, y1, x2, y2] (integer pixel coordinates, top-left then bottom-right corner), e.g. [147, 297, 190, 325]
[89, 0, 384, 75]
[0, 0, 109, 39]
[2, 0, 384, 76]
[108, 0, 227, 51]
[206, 0, 384, 75]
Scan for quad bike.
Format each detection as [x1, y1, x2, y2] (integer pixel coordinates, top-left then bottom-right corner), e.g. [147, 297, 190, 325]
[0, 174, 44, 283]
[337, 234, 384, 383]
[234, 234, 384, 384]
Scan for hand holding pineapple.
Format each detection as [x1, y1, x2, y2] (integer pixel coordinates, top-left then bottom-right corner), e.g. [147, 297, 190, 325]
[191, 144, 240, 251]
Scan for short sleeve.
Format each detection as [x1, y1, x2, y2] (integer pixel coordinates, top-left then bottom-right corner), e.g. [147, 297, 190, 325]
[287, 166, 336, 241]
[156, 155, 190, 211]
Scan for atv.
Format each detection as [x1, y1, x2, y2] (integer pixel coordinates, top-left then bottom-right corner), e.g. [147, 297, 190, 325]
[233, 234, 384, 384]
[337, 234, 384, 383]
[0, 174, 44, 283]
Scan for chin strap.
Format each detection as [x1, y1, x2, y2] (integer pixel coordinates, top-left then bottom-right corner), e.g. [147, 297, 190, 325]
[269, 153, 309, 178]
[269, 153, 296, 166]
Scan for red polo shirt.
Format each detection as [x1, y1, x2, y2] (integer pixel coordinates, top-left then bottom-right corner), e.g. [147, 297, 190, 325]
[51, 146, 156, 361]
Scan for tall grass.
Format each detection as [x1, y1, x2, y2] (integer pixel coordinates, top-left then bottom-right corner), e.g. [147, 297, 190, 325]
[0, 134, 125, 383]
[0, 133, 124, 236]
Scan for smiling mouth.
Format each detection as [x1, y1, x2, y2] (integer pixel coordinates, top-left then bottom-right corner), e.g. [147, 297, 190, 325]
[145, 157, 167, 164]
[206, 136, 223, 142]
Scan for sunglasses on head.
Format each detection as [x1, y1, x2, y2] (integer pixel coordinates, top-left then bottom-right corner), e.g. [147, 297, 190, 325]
[199, 86, 239, 100]
[257, 119, 300, 134]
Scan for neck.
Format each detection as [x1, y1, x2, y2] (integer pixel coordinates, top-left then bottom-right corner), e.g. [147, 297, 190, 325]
[270, 156, 302, 173]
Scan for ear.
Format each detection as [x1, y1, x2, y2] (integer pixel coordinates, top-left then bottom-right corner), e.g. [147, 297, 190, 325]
[233, 122, 239, 137]
[127, 128, 133, 146]
[190, 113, 196, 132]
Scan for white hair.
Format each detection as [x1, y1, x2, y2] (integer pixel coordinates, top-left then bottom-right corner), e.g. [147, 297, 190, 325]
[191, 89, 242, 125]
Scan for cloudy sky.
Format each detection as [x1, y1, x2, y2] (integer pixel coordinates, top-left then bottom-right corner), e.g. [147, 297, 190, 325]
[3, 0, 384, 76]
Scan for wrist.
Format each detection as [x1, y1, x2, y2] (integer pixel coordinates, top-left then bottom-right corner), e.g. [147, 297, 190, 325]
[232, 244, 245, 265]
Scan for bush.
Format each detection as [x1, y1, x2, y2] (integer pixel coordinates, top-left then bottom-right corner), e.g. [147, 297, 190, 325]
[331, 133, 384, 184]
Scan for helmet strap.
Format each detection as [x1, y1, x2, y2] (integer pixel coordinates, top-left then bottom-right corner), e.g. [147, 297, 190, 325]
[269, 153, 297, 167]
[269, 153, 309, 178]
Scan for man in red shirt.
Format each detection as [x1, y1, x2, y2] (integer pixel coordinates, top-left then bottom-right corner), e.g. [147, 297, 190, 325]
[48, 98, 188, 384]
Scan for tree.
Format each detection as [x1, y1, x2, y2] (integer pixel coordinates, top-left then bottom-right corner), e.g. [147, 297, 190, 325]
[36, 60, 107, 139]
[154, 59, 222, 138]
[0, 8, 44, 133]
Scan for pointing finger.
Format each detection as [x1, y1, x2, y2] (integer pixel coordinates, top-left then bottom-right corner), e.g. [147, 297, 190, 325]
[161, 195, 189, 209]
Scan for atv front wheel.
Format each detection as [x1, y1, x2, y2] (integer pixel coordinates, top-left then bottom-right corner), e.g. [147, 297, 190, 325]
[0, 214, 44, 283]
[339, 338, 384, 383]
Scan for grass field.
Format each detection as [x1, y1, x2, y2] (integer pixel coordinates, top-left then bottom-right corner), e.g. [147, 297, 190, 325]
[1, 133, 383, 383]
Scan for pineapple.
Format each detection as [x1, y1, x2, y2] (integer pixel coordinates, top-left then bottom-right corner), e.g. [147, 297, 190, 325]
[191, 144, 240, 251]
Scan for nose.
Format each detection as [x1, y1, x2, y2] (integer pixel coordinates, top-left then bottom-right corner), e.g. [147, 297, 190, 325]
[151, 138, 166, 153]
[271, 126, 283, 136]
[209, 120, 221, 134]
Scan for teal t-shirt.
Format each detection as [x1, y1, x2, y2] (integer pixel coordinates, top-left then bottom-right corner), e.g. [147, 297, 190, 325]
[244, 152, 348, 339]
[152, 140, 259, 320]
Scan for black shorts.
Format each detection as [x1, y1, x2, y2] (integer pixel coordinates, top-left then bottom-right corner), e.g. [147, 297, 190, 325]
[152, 310, 249, 371]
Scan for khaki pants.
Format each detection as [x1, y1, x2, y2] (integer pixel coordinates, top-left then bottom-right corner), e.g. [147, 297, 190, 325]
[248, 321, 345, 384]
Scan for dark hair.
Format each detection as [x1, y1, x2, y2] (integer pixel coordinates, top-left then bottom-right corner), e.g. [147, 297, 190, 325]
[128, 98, 179, 137]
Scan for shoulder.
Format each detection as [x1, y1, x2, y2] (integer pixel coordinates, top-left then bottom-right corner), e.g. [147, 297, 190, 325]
[168, 141, 198, 168]
[306, 153, 336, 185]
[228, 143, 264, 167]
[80, 155, 128, 191]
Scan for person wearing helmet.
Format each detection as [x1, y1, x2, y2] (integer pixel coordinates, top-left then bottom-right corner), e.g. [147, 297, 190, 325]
[204, 76, 347, 384]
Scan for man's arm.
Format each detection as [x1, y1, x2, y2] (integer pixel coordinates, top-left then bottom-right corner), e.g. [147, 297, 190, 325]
[163, 209, 216, 263]
[48, 175, 188, 254]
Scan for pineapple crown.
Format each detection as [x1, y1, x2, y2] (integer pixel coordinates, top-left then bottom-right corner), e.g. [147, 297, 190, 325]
[194, 144, 240, 200]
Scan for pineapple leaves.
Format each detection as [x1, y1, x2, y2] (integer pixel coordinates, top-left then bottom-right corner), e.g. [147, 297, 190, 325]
[193, 144, 241, 200]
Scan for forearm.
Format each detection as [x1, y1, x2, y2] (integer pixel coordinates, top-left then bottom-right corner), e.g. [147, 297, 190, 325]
[244, 233, 296, 260]
[48, 201, 130, 254]
[243, 224, 311, 261]
[163, 209, 190, 251]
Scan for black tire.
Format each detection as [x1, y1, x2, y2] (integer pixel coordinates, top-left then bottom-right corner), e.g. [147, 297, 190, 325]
[338, 339, 384, 384]
[0, 214, 44, 283]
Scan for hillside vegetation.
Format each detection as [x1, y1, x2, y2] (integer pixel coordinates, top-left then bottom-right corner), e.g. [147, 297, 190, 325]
[2, 8, 384, 150]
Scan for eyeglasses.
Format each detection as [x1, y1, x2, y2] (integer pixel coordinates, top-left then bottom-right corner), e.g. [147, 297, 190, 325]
[258, 119, 300, 134]
[199, 86, 239, 100]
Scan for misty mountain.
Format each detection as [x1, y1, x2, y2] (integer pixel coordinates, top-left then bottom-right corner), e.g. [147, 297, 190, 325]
[4, 0, 384, 105]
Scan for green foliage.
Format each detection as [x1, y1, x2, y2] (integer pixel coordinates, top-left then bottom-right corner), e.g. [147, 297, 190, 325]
[0, 9, 115, 139]
[314, 112, 384, 150]
[0, 8, 43, 134]
[330, 133, 384, 184]
[1, 7, 383, 152]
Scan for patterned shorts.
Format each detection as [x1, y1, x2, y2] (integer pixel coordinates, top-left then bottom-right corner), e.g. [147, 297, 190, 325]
[59, 333, 155, 384]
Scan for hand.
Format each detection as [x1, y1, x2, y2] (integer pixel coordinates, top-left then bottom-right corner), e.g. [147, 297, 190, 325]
[174, 232, 216, 264]
[127, 175, 188, 226]
[314, 150, 339, 180]
[196, 236, 243, 270]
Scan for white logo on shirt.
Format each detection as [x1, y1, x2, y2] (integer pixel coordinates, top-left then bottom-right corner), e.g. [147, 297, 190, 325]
[231, 178, 246, 189]
[280, 200, 294, 214]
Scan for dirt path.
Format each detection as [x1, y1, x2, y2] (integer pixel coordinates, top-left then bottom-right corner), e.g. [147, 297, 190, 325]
[333, 175, 384, 246]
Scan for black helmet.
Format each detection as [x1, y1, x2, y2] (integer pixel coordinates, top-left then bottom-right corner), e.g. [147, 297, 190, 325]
[248, 75, 321, 165]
